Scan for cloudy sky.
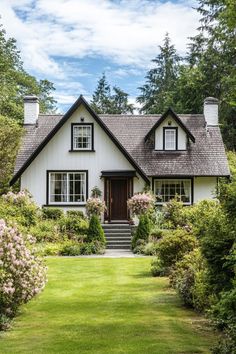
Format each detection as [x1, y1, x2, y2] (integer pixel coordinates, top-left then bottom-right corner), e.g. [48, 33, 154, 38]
[0, 0, 200, 112]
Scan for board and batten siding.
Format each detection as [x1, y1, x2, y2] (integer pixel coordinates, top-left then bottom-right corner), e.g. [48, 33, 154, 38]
[194, 177, 217, 202]
[20, 104, 146, 210]
[155, 116, 187, 150]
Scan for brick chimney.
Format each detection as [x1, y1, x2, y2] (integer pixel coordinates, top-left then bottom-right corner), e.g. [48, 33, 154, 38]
[24, 95, 39, 125]
[204, 97, 219, 126]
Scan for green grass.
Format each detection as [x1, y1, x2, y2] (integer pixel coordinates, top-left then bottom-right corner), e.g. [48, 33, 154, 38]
[0, 258, 216, 354]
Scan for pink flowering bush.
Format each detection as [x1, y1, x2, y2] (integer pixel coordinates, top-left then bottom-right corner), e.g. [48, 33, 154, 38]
[86, 198, 106, 217]
[127, 192, 155, 216]
[0, 219, 47, 323]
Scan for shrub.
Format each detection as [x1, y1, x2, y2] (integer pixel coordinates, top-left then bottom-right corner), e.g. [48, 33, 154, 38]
[0, 190, 39, 229]
[35, 242, 64, 256]
[170, 249, 209, 311]
[60, 243, 82, 256]
[42, 207, 63, 220]
[66, 210, 85, 219]
[157, 229, 197, 269]
[210, 288, 236, 330]
[87, 215, 106, 244]
[162, 198, 189, 229]
[58, 215, 88, 239]
[127, 193, 155, 217]
[29, 220, 63, 243]
[0, 219, 47, 319]
[132, 214, 151, 249]
[151, 257, 167, 277]
[211, 324, 236, 354]
[86, 198, 106, 217]
[90, 186, 102, 198]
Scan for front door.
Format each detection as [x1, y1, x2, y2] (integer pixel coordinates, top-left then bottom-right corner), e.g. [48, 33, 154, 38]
[110, 179, 128, 221]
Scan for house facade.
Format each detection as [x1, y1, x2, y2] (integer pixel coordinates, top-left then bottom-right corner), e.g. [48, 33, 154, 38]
[11, 95, 230, 222]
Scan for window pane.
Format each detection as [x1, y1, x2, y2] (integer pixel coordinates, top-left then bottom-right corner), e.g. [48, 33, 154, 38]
[155, 179, 191, 204]
[49, 172, 86, 204]
[165, 129, 176, 150]
[73, 125, 92, 150]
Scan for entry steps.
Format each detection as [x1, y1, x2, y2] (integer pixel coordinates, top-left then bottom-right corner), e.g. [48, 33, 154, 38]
[102, 224, 132, 250]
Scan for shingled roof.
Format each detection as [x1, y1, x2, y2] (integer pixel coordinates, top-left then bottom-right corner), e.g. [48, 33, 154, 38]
[12, 103, 230, 185]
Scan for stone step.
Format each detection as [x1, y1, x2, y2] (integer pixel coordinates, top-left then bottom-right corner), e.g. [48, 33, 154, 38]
[107, 239, 131, 244]
[106, 237, 131, 242]
[106, 244, 131, 249]
[104, 229, 131, 234]
[104, 232, 131, 237]
[102, 224, 131, 230]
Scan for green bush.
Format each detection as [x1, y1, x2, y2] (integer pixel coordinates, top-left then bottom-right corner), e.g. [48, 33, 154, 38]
[87, 215, 106, 244]
[29, 220, 63, 243]
[60, 243, 82, 256]
[211, 325, 236, 354]
[157, 229, 197, 269]
[42, 207, 63, 220]
[210, 288, 236, 330]
[132, 214, 151, 249]
[170, 249, 209, 311]
[35, 242, 64, 256]
[151, 258, 167, 277]
[59, 215, 89, 239]
[162, 198, 189, 229]
[66, 210, 85, 219]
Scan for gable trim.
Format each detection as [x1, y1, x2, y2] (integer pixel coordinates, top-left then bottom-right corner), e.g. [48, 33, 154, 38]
[10, 95, 149, 185]
[145, 107, 195, 143]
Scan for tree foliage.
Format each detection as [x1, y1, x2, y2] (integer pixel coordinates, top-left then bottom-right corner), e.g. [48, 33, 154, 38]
[0, 24, 56, 122]
[0, 116, 23, 194]
[91, 73, 134, 114]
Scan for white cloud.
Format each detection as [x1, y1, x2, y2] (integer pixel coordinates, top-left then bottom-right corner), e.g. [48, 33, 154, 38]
[0, 0, 201, 107]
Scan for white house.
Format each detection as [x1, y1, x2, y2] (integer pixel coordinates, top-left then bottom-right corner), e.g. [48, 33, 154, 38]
[11, 95, 230, 222]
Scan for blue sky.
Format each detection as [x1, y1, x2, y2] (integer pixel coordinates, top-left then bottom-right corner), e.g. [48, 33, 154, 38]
[0, 0, 200, 113]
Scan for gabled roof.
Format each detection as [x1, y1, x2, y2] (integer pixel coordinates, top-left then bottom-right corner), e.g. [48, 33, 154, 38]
[12, 100, 230, 184]
[145, 107, 195, 143]
[10, 95, 149, 185]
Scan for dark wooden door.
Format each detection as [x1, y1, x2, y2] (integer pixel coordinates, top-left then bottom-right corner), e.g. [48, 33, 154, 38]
[110, 179, 128, 220]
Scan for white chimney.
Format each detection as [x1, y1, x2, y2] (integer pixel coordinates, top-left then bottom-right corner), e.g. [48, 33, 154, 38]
[204, 97, 219, 126]
[24, 95, 39, 125]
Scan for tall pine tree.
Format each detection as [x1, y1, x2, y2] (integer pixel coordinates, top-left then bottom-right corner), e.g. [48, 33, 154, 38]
[137, 33, 181, 113]
[91, 73, 134, 114]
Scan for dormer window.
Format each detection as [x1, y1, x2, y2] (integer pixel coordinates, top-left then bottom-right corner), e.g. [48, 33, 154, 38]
[163, 128, 177, 150]
[71, 123, 94, 151]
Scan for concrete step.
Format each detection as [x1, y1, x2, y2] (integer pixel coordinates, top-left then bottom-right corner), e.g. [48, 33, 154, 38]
[106, 236, 131, 240]
[107, 239, 131, 244]
[102, 224, 131, 230]
[106, 244, 131, 249]
[104, 229, 131, 234]
[104, 233, 131, 238]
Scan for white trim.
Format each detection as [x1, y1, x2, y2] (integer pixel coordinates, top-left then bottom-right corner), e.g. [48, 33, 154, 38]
[73, 125, 92, 150]
[165, 129, 176, 150]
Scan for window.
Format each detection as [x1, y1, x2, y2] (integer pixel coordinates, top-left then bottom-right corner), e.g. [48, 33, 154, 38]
[164, 128, 177, 150]
[48, 171, 87, 204]
[72, 124, 93, 151]
[154, 179, 192, 205]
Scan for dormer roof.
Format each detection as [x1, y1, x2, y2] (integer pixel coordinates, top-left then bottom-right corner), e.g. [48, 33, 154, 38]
[145, 108, 195, 143]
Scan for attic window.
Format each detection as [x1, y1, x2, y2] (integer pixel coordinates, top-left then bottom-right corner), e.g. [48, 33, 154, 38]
[71, 123, 94, 151]
[163, 127, 177, 150]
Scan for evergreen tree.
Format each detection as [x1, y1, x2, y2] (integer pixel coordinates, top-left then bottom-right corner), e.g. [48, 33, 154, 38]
[111, 86, 134, 114]
[137, 33, 181, 113]
[91, 73, 134, 114]
[90, 73, 112, 114]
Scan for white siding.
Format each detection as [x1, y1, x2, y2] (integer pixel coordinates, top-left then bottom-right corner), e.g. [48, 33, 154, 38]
[155, 117, 187, 150]
[194, 177, 217, 202]
[21, 104, 146, 209]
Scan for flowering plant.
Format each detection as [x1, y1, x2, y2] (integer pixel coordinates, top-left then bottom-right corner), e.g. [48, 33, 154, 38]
[127, 192, 155, 216]
[2, 190, 34, 206]
[0, 219, 47, 319]
[86, 198, 106, 217]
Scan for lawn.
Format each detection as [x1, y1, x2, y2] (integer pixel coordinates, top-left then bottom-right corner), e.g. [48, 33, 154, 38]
[0, 258, 216, 354]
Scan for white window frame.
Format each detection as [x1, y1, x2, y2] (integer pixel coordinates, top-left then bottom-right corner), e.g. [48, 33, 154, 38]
[164, 128, 177, 150]
[154, 178, 192, 205]
[48, 171, 87, 205]
[72, 124, 92, 151]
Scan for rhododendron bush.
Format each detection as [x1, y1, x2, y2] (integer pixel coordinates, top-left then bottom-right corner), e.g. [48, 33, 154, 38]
[86, 198, 106, 217]
[127, 193, 155, 216]
[0, 219, 47, 321]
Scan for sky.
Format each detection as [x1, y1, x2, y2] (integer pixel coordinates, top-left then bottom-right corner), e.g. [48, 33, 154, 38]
[0, 0, 200, 113]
